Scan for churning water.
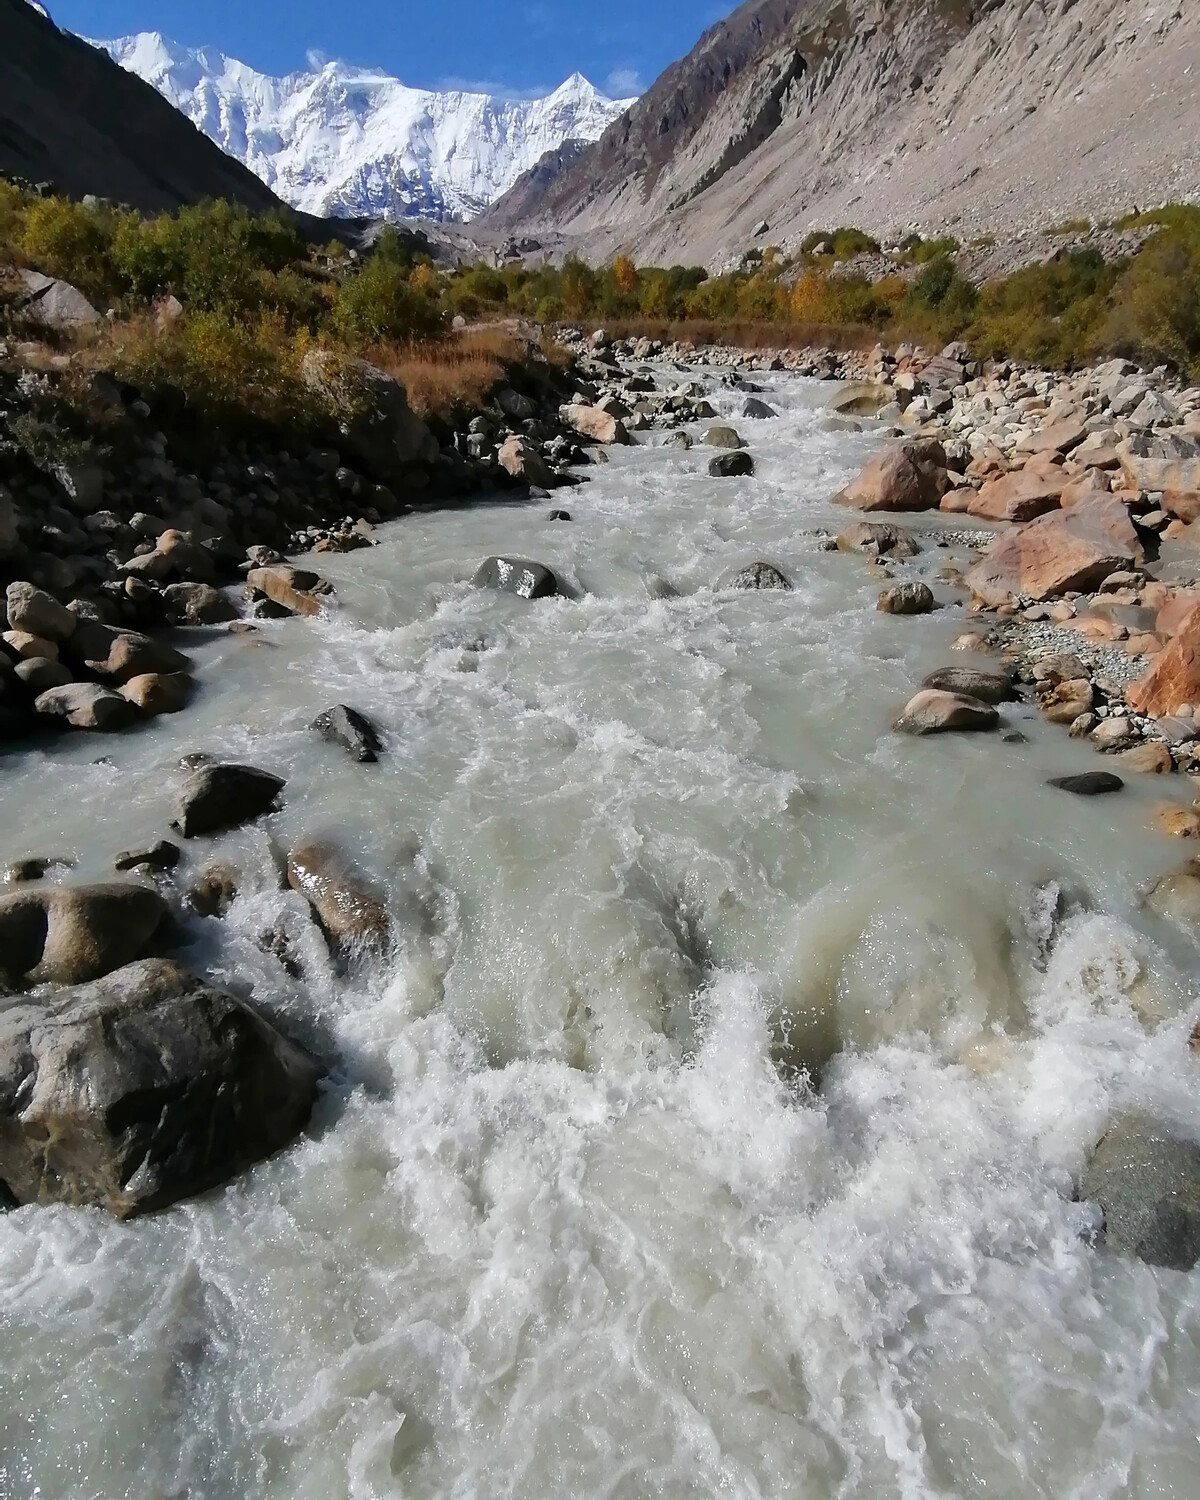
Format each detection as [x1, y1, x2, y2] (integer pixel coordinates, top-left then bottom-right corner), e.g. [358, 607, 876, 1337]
[1, 372, 1199, 1499]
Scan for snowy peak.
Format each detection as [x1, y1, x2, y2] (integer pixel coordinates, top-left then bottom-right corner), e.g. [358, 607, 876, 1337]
[95, 32, 636, 222]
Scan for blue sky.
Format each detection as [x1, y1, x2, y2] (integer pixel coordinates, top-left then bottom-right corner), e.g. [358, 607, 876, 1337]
[52, 1, 736, 97]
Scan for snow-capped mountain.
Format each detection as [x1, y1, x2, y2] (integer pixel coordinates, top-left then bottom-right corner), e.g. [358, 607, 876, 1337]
[94, 33, 636, 222]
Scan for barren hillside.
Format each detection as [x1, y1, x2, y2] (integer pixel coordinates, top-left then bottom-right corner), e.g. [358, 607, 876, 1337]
[482, 0, 1200, 268]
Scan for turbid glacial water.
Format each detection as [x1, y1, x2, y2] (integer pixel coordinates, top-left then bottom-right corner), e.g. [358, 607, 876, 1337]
[2, 372, 1200, 1499]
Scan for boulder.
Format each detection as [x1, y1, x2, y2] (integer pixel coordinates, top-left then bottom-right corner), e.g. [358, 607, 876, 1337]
[1040, 678, 1095, 725]
[705, 425, 745, 450]
[1118, 432, 1200, 494]
[497, 435, 555, 489]
[1082, 1113, 1200, 1270]
[69, 623, 191, 683]
[709, 451, 755, 478]
[15, 657, 72, 693]
[965, 506, 1138, 607]
[560, 405, 631, 445]
[0, 881, 168, 986]
[1018, 419, 1088, 456]
[246, 565, 331, 618]
[742, 398, 778, 420]
[34, 682, 136, 732]
[878, 583, 934, 616]
[1153, 805, 1200, 839]
[188, 862, 241, 918]
[922, 666, 1017, 703]
[1060, 469, 1113, 511]
[836, 522, 920, 558]
[1127, 607, 1200, 719]
[300, 351, 439, 477]
[114, 840, 180, 873]
[1047, 773, 1124, 796]
[161, 583, 239, 626]
[6, 582, 76, 643]
[16, 269, 100, 329]
[311, 705, 382, 763]
[0, 959, 319, 1218]
[1144, 860, 1200, 929]
[826, 384, 893, 417]
[968, 466, 1066, 523]
[835, 439, 949, 513]
[496, 387, 537, 421]
[472, 557, 558, 600]
[894, 690, 999, 735]
[121, 673, 193, 716]
[4, 630, 59, 660]
[287, 842, 391, 953]
[172, 764, 286, 838]
[719, 561, 792, 591]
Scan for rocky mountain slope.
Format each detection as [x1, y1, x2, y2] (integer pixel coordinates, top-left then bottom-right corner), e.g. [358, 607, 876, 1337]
[482, 0, 1200, 268]
[98, 33, 636, 223]
[0, 0, 286, 214]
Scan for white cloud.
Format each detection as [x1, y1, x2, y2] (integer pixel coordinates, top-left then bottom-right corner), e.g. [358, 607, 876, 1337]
[605, 67, 643, 98]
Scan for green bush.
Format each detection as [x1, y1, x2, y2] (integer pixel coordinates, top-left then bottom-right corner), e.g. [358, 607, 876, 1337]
[334, 255, 446, 344]
[801, 227, 881, 259]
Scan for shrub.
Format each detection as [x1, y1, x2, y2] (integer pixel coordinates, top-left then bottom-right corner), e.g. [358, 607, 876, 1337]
[334, 256, 446, 344]
[801, 227, 881, 259]
[21, 196, 121, 301]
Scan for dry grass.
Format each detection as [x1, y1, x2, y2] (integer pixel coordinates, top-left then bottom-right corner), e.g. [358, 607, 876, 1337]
[371, 325, 525, 417]
[590, 317, 884, 353]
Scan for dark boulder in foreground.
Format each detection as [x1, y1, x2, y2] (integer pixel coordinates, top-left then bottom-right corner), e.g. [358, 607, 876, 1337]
[709, 451, 755, 478]
[1048, 772, 1124, 796]
[1082, 1112, 1200, 1270]
[172, 763, 286, 838]
[742, 398, 778, 419]
[473, 557, 559, 600]
[0, 881, 169, 986]
[0, 959, 320, 1219]
[312, 705, 382, 764]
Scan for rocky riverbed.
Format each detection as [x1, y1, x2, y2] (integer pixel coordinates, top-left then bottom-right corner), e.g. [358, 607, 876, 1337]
[2, 332, 1200, 1498]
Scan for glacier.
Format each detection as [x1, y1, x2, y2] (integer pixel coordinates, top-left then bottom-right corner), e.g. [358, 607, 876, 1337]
[94, 32, 636, 222]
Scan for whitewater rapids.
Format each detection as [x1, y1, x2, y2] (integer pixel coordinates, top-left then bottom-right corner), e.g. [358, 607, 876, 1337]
[1, 371, 1198, 1499]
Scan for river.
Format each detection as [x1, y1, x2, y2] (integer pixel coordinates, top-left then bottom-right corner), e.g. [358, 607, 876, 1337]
[1, 368, 1198, 1499]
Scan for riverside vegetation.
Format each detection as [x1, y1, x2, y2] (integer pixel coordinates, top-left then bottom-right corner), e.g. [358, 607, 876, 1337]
[2, 185, 1200, 1273]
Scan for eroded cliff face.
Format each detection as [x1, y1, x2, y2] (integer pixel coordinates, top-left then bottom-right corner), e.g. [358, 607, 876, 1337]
[483, 0, 1200, 268]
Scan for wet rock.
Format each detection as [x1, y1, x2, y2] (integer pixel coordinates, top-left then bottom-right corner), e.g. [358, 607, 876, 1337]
[704, 424, 745, 449]
[878, 582, 934, 615]
[4, 857, 74, 885]
[245, 566, 331, 619]
[188, 862, 241, 918]
[287, 841, 390, 954]
[311, 705, 382, 763]
[668, 431, 693, 450]
[965, 507, 1137, 607]
[1116, 741, 1174, 775]
[1082, 1112, 1200, 1270]
[497, 435, 555, 489]
[121, 673, 193, 717]
[1040, 677, 1095, 726]
[826, 383, 893, 416]
[161, 583, 239, 626]
[172, 764, 286, 839]
[70, 624, 190, 684]
[6, 583, 76, 643]
[922, 666, 1017, 703]
[836, 522, 920, 558]
[1153, 805, 1200, 839]
[114, 840, 180, 873]
[1047, 772, 1125, 796]
[472, 557, 558, 600]
[709, 451, 755, 478]
[0, 881, 168, 985]
[894, 690, 999, 734]
[34, 682, 136, 732]
[720, 561, 792, 591]
[952, 632, 994, 653]
[0, 959, 319, 1219]
[742, 398, 777, 419]
[548, 509, 572, 522]
[836, 438, 950, 513]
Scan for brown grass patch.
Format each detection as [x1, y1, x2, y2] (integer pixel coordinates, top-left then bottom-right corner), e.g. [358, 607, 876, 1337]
[370, 326, 525, 417]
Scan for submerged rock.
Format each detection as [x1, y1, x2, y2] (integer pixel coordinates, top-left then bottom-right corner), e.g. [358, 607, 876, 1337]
[311, 705, 383, 763]
[894, 690, 999, 735]
[472, 557, 559, 600]
[172, 764, 286, 838]
[1047, 772, 1125, 796]
[287, 841, 391, 954]
[1082, 1112, 1200, 1270]
[0, 881, 169, 985]
[0, 959, 319, 1218]
[720, 561, 792, 591]
[709, 451, 755, 478]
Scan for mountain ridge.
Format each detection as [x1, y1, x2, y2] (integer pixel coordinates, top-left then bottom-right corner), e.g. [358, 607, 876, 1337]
[97, 32, 636, 223]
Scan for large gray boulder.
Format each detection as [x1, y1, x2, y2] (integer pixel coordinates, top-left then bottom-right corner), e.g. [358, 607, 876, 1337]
[16, 270, 101, 329]
[0, 881, 169, 986]
[172, 764, 286, 838]
[7, 582, 77, 643]
[1082, 1112, 1200, 1270]
[301, 351, 438, 478]
[719, 560, 792, 591]
[473, 557, 559, 599]
[0, 959, 320, 1218]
